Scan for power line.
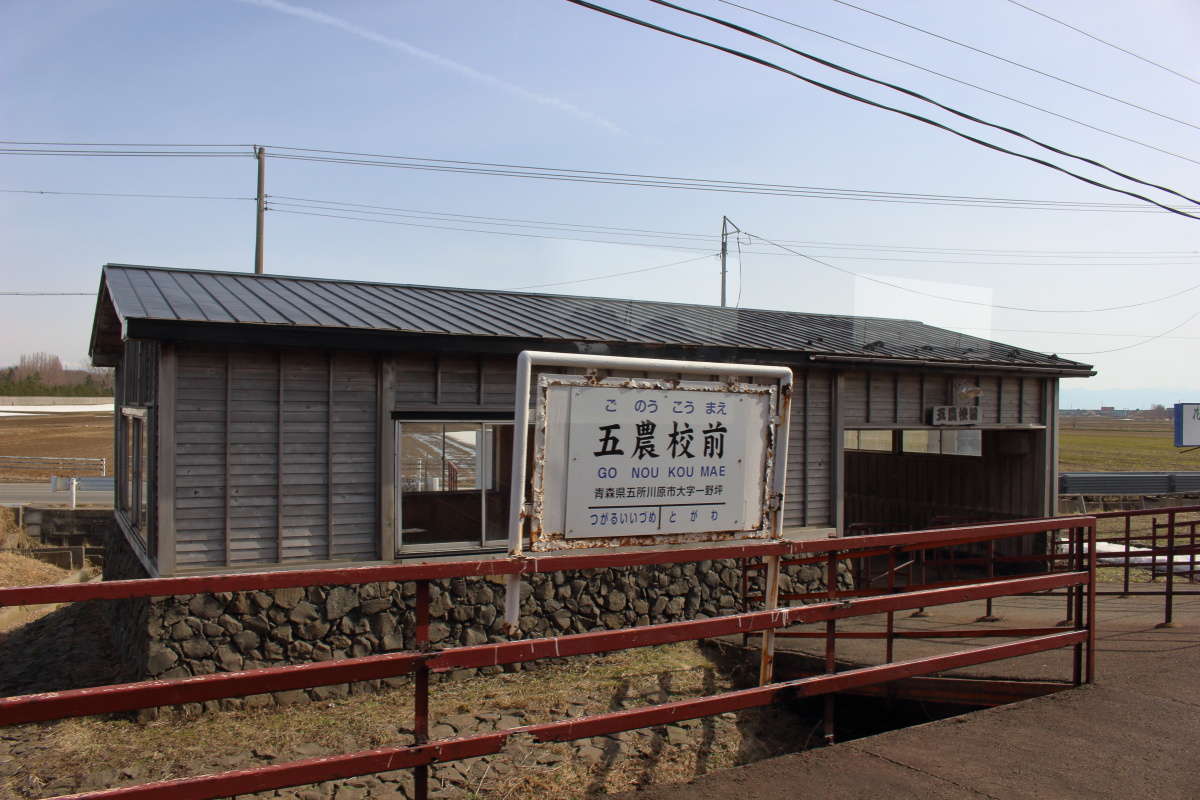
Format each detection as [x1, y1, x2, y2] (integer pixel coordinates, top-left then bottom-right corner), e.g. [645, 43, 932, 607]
[714, 0, 1200, 168]
[648, 0, 1200, 210]
[823, 0, 1200, 132]
[266, 206, 710, 251]
[6, 141, 1192, 213]
[1002, 0, 1200, 87]
[2, 189, 252, 201]
[1057, 309, 1200, 355]
[269, 196, 1200, 265]
[562, 0, 1200, 220]
[743, 228, 1200, 313]
[0, 148, 247, 158]
[0, 292, 93, 296]
[506, 253, 715, 289]
[268, 145, 1191, 212]
[0, 140, 254, 147]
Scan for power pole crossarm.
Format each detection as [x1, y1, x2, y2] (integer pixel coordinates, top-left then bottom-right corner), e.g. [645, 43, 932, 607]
[255, 146, 266, 275]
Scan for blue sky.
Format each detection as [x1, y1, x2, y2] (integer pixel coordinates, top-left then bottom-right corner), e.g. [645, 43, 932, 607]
[3, 0, 1200, 407]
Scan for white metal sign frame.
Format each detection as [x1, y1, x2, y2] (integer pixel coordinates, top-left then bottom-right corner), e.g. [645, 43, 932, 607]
[532, 375, 776, 549]
[504, 351, 792, 684]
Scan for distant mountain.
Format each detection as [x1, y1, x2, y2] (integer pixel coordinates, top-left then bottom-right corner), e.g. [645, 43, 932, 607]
[1059, 385, 1200, 410]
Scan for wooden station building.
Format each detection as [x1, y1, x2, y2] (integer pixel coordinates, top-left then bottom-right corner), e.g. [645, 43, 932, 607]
[88, 264, 1094, 577]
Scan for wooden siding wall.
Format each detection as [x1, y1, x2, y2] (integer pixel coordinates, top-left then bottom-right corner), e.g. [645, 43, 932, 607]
[173, 347, 378, 570]
[841, 371, 1045, 426]
[391, 353, 516, 409]
[844, 429, 1042, 530]
[387, 353, 836, 529]
[785, 370, 834, 528]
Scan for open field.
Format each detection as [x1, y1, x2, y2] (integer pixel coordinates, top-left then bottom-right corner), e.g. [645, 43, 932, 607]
[0, 412, 112, 482]
[0, 412, 1191, 482]
[1057, 417, 1192, 472]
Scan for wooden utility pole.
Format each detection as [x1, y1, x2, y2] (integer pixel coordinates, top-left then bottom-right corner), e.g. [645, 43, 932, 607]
[254, 146, 265, 274]
[719, 216, 741, 306]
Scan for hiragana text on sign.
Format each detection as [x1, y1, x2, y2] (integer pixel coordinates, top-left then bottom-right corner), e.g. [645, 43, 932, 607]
[562, 385, 769, 538]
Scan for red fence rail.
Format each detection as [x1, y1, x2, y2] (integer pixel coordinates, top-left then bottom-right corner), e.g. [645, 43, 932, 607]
[0, 516, 1096, 800]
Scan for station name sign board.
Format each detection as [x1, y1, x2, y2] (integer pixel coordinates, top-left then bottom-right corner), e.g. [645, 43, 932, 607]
[532, 376, 776, 550]
[930, 405, 980, 426]
[1174, 403, 1200, 447]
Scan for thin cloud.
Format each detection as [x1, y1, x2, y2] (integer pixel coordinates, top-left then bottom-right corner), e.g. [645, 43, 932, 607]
[235, 0, 623, 134]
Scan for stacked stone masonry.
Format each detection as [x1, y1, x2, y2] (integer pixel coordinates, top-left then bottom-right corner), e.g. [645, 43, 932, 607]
[105, 529, 850, 711]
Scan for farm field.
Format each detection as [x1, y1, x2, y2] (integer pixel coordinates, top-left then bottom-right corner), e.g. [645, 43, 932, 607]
[0, 412, 1192, 482]
[0, 412, 112, 482]
[1058, 417, 1193, 473]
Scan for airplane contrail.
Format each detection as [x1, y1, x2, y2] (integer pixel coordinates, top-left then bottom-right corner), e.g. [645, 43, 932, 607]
[235, 0, 624, 134]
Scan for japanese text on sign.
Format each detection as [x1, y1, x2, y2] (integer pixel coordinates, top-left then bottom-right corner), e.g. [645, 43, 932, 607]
[561, 385, 771, 538]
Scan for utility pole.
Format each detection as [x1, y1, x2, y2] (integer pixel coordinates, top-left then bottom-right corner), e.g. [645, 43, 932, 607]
[254, 146, 265, 275]
[719, 216, 741, 307]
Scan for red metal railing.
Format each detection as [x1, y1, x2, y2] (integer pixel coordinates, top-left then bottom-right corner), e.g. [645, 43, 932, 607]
[1088, 505, 1200, 627]
[0, 516, 1096, 800]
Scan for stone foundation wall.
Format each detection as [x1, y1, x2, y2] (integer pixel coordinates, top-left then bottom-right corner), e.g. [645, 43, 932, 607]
[103, 526, 152, 682]
[104, 543, 850, 712]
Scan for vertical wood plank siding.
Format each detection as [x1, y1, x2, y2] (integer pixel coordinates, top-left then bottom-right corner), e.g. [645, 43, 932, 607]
[783, 370, 833, 528]
[228, 352, 280, 565]
[844, 429, 1043, 528]
[175, 351, 227, 569]
[173, 347, 378, 569]
[840, 371, 1047, 426]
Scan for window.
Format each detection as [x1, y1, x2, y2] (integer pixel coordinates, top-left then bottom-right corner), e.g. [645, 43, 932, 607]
[902, 429, 982, 457]
[120, 409, 147, 530]
[843, 429, 894, 452]
[396, 421, 516, 552]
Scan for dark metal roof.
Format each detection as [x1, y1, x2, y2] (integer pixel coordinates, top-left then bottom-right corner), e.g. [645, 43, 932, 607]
[90, 264, 1094, 374]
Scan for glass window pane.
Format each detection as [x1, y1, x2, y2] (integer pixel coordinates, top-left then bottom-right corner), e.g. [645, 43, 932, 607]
[858, 430, 893, 452]
[901, 430, 939, 453]
[943, 429, 982, 457]
[483, 424, 512, 544]
[138, 419, 148, 528]
[843, 430, 859, 450]
[399, 423, 482, 549]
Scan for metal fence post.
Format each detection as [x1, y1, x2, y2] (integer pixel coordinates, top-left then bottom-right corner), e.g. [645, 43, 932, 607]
[1058, 528, 1075, 627]
[1086, 521, 1097, 685]
[414, 580, 431, 800]
[885, 548, 896, 665]
[1157, 511, 1176, 628]
[823, 550, 838, 746]
[1072, 526, 1085, 686]
[977, 539, 999, 622]
[1121, 514, 1131, 597]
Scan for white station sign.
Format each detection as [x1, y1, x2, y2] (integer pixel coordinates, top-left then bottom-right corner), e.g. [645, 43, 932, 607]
[1175, 403, 1200, 447]
[534, 378, 775, 546]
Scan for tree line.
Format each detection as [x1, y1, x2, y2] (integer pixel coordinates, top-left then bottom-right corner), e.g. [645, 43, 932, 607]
[0, 352, 113, 397]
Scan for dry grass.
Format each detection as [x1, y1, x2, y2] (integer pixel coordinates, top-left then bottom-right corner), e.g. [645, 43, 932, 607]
[0, 551, 67, 589]
[8, 643, 782, 799]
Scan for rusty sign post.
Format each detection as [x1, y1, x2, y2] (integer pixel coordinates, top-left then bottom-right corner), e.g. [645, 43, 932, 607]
[505, 351, 792, 683]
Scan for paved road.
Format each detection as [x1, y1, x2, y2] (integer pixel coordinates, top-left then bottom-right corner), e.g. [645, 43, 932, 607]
[0, 483, 112, 507]
[615, 588, 1200, 800]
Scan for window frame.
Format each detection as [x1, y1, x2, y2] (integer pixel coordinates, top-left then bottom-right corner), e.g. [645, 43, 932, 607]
[394, 418, 515, 555]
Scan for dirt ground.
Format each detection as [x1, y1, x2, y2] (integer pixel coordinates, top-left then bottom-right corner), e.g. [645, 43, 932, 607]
[0, 642, 815, 800]
[0, 413, 112, 482]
